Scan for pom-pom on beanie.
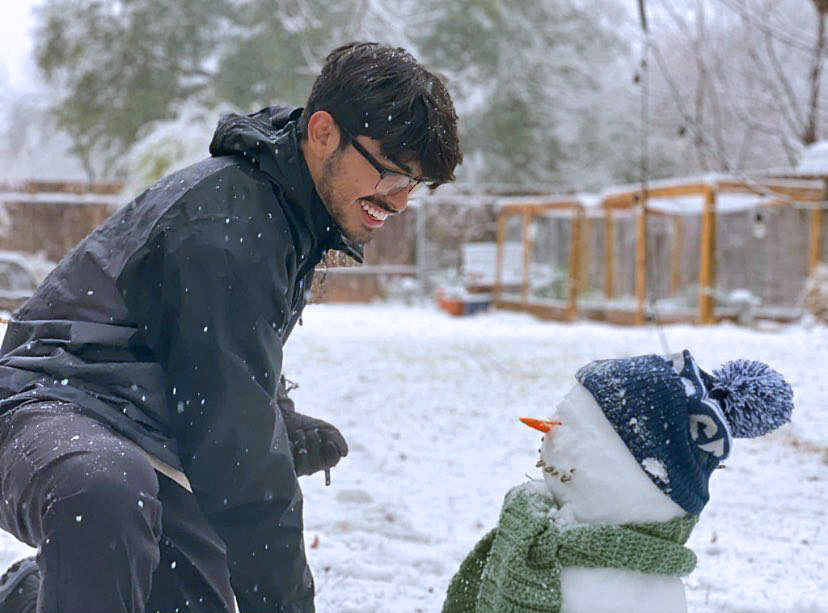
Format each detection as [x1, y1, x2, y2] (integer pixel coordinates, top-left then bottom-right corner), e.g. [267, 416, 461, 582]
[575, 350, 793, 515]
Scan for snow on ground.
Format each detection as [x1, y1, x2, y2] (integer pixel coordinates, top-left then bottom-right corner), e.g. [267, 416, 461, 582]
[0, 304, 826, 612]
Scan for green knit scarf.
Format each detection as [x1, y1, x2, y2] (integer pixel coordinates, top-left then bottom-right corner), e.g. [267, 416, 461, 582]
[442, 482, 698, 613]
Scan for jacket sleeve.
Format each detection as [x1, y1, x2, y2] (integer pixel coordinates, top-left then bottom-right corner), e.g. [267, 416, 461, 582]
[120, 180, 314, 610]
[161, 224, 294, 504]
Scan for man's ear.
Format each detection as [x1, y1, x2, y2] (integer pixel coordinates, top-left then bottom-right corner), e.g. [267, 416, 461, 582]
[305, 111, 341, 159]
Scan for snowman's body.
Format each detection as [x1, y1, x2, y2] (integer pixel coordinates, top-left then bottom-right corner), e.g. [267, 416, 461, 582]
[540, 384, 689, 613]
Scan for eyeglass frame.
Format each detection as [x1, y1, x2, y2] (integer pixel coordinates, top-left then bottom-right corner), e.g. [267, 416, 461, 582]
[338, 125, 423, 195]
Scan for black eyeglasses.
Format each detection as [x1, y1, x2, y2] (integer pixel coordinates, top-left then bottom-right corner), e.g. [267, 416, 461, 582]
[340, 126, 422, 195]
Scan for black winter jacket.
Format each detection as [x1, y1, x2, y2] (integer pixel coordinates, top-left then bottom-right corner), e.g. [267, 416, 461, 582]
[0, 106, 361, 509]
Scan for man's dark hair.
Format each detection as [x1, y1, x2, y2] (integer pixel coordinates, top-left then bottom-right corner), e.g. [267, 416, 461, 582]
[299, 42, 462, 188]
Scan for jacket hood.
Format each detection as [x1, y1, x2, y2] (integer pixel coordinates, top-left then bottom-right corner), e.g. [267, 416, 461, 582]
[209, 106, 363, 262]
[209, 105, 301, 158]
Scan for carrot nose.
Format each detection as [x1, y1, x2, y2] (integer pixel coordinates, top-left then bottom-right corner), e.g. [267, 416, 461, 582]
[519, 417, 562, 433]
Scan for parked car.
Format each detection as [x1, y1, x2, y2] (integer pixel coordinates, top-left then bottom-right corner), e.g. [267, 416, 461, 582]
[0, 251, 55, 314]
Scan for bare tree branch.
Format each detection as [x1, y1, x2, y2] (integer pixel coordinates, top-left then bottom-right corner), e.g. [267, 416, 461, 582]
[717, 0, 817, 53]
[736, 123, 755, 169]
[804, 9, 827, 144]
[778, 127, 801, 166]
[650, 40, 727, 169]
[742, 28, 802, 139]
[696, 1, 730, 167]
[764, 29, 806, 138]
[693, 27, 710, 169]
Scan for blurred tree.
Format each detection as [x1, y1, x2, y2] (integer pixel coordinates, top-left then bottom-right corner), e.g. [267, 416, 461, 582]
[33, 0, 232, 178]
[32, 0, 638, 188]
[212, 0, 414, 110]
[415, 0, 631, 187]
[32, 0, 415, 179]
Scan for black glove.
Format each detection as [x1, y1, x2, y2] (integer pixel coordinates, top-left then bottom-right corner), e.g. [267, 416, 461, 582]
[276, 377, 348, 477]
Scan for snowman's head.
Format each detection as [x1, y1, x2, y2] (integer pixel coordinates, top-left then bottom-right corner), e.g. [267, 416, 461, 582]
[526, 383, 686, 524]
[523, 350, 793, 519]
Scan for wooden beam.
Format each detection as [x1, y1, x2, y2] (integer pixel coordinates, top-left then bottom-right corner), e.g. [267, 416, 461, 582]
[568, 212, 582, 321]
[604, 210, 615, 300]
[715, 179, 823, 203]
[602, 183, 708, 210]
[635, 194, 648, 326]
[602, 192, 636, 210]
[671, 215, 684, 298]
[809, 195, 824, 275]
[494, 299, 576, 322]
[499, 200, 584, 214]
[763, 198, 813, 208]
[807, 182, 826, 276]
[600, 177, 823, 214]
[643, 183, 707, 200]
[495, 211, 507, 301]
[535, 200, 583, 212]
[698, 186, 717, 324]
[499, 203, 529, 215]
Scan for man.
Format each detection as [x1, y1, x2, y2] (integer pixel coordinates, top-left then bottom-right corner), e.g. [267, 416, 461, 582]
[0, 41, 461, 612]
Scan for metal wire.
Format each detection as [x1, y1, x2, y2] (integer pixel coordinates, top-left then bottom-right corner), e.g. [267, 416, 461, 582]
[638, 0, 672, 355]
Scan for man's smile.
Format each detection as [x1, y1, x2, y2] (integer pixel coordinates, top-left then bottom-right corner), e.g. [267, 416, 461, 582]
[360, 200, 390, 221]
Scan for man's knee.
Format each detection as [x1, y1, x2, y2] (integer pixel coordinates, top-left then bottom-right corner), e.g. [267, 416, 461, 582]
[43, 446, 162, 547]
[0, 404, 162, 548]
[35, 451, 165, 613]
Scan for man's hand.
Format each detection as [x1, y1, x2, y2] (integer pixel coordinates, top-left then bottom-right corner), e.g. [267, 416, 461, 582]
[282, 411, 349, 477]
[276, 376, 348, 477]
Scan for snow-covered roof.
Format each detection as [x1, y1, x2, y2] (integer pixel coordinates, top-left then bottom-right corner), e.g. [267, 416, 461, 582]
[496, 193, 602, 210]
[606, 174, 822, 214]
[600, 172, 821, 196]
[497, 174, 823, 217]
[645, 193, 773, 214]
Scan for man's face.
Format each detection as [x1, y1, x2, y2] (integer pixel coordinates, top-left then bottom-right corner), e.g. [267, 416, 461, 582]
[315, 133, 422, 245]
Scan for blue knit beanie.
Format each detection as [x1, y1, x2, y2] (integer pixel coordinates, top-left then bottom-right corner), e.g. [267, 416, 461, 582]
[575, 350, 794, 515]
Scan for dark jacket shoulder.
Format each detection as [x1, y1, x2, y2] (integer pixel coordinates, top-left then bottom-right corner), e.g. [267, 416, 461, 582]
[0, 111, 348, 476]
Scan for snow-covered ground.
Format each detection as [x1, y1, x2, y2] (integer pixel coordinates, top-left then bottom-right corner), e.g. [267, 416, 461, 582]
[0, 304, 826, 612]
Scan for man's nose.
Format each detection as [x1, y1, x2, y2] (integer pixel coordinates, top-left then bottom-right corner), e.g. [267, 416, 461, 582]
[386, 189, 410, 213]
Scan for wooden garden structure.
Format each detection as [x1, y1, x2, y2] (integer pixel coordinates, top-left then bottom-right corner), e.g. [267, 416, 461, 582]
[493, 175, 825, 325]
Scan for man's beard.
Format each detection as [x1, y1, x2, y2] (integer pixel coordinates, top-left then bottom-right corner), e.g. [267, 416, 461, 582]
[316, 154, 339, 217]
[317, 153, 369, 245]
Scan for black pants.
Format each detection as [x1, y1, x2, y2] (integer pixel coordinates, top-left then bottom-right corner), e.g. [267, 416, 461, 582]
[0, 401, 309, 613]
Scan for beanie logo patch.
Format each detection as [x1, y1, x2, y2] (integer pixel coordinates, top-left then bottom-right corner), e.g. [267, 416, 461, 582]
[681, 351, 732, 461]
[689, 409, 727, 458]
[689, 413, 718, 441]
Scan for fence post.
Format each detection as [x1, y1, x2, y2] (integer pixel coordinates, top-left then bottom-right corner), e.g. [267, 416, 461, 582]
[808, 187, 824, 275]
[698, 185, 717, 324]
[635, 192, 648, 326]
[522, 208, 531, 305]
[495, 210, 506, 303]
[671, 215, 684, 298]
[578, 216, 592, 295]
[604, 209, 615, 301]
[568, 208, 582, 321]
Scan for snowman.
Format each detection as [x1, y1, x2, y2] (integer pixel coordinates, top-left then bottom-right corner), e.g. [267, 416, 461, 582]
[443, 350, 794, 613]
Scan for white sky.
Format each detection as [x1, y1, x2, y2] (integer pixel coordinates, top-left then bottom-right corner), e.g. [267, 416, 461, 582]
[0, 0, 41, 91]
